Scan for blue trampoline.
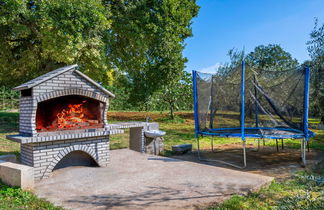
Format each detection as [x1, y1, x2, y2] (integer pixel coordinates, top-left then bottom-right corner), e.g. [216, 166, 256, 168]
[192, 61, 315, 168]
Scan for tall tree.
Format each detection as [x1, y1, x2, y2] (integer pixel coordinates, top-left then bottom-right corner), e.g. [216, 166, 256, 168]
[0, 0, 199, 97]
[307, 18, 324, 117]
[105, 0, 199, 107]
[0, 0, 111, 87]
[245, 44, 299, 71]
[153, 71, 192, 119]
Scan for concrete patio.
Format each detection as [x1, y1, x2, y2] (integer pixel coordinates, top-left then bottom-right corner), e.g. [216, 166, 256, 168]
[35, 149, 273, 209]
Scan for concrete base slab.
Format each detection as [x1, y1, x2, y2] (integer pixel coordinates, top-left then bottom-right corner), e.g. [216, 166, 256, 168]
[35, 149, 273, 209]
[0, 161, 34, 190]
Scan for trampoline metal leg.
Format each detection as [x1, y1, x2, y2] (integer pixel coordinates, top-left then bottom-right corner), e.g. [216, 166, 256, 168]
[243, 141, 247, 167]
[300, 138, 302, 159]
[276, 139, 279, 152]
[196, 137, 202, 160]
[257, 139, 260, 151]
[211, 136, 215, 153]
[196, 136, 246, 169]
[301, 138, 306, 167]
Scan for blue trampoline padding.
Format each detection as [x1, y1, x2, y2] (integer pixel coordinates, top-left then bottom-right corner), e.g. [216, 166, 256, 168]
[198, 127, 315, 139]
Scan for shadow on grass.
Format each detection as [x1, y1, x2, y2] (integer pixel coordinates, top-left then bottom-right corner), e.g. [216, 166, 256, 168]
[0, 151, 20, 161]
[0, 112, 20, 158]
[0, 112, 19, 133]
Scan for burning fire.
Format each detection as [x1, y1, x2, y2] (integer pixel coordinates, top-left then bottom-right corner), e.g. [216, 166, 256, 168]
[36, 96, 103, 132]
[56, 100, 87, 129]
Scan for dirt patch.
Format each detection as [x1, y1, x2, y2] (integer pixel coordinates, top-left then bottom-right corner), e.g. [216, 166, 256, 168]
[107, 111, 194, 121]
[172, 144, 324, 180]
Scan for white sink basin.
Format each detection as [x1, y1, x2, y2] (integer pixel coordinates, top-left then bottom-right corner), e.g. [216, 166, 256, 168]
[144, 130, 166, 138]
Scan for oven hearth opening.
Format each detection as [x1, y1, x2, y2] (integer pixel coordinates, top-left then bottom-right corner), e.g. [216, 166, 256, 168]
[36, 95, 104, 132]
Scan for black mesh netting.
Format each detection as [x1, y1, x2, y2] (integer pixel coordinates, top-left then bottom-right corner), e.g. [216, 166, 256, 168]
[194, 64, 312, 138]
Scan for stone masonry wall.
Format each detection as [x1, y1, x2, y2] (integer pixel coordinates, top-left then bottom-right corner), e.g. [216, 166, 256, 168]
[19, 69, 109, 136]
[19, 96, 34, 136]
[20, 136, 109, 180]
[21, 144, 33, 166]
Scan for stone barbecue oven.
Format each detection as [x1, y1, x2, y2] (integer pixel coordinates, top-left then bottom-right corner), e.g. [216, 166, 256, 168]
[7, 64, 117, 180]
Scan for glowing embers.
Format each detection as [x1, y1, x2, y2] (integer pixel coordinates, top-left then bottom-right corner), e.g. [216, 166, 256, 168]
[56, 100, 97, 129]
[36, 95, 104, 132]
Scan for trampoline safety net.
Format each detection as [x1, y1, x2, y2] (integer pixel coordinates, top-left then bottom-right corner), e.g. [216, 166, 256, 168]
[193, 63, 314, 139]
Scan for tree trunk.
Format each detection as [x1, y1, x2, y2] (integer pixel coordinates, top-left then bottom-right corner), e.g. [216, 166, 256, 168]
[169, 102, 174, 120]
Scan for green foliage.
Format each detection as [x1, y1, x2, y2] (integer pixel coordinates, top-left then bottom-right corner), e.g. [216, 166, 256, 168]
[0, 181, 63, 209]
[307, 18, 324, 117]
[245, 44, 299, 71]
[0, 86, 19, 110]
[0, 0, 199, 112]
[104, 85, 133, 111]
[0, 0, 111, 87]
[307, 18, 324, 61]
[105, 0, 199, 106]
[150, 71, 193, 118]
[0, 111, 20, 157]
[105, 71, 193, 113]
[220, 44, 299, 79]
[227, 48, 246, 68]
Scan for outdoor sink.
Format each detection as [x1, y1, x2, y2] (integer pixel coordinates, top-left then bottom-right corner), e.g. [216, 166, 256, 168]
[144, 130, 166, 138]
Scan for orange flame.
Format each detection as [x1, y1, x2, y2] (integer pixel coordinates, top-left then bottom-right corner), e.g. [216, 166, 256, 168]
[57, 100, 87, 129]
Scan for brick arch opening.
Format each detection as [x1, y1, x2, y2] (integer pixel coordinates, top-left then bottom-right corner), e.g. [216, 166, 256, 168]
[53, 150, 99, 170]
[36, 89, 108, 103]
[43, 145, 99, 179]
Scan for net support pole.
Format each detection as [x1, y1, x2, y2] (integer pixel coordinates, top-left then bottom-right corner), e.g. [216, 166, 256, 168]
[302, 67, 310, 166]
[254, 75, 259, 127]
[192, 70, 199, 139]
[241, 61, 246, 167]
[209, 75, 214, 129]
[193, 69, 246, 169]
[192, 70, 201, 159]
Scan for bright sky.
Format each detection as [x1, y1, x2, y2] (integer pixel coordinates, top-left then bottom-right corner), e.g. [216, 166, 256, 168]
[184, 0, 324, 73]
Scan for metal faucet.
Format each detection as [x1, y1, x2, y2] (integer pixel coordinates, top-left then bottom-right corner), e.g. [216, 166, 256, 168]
[145, 116, 152, 123]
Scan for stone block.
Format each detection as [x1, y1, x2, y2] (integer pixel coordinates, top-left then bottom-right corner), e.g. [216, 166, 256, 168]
[172, 144, 192, 154]
[0, 160, 34, 190]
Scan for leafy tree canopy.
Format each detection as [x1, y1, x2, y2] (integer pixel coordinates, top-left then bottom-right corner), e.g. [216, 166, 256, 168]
[152, 71, 192, 119]
[0, 0, 111, 86]
[105, 0, 199, 106]
[306, 18, 324, 117]
[219, 44, 299, 80]
[307, 18, 324, 63]
[0, 0, 199, 99]
[245, 44, 299, 71]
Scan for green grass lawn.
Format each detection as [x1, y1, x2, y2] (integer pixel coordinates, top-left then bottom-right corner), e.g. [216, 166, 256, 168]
[210, 172, 324, 209]
[0, 111, 323, 209]
[0, 181, 63, 209]
[0, 112, 20, 157]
